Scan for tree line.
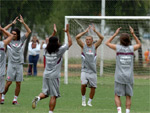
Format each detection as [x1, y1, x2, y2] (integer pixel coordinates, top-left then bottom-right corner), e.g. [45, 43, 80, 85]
[0, 0, 149, 64]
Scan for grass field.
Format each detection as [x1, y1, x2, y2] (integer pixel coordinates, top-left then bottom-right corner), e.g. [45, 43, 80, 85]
[0, 76, 149, 113]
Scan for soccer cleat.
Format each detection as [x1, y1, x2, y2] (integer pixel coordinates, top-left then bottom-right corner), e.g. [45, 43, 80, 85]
[12, 101, 19, 105]
[87, 101, 92, 107]
[32, 96, 38, 109]
[0, 99, 4, 104]
[82, 100, 86, 106]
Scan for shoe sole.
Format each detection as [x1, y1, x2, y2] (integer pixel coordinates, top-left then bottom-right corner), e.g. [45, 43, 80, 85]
[12, 103, 19, 105]
[32, 97, 38, 109]
[12, 102, 19, 105]
[82, 104, 86, 106]
[32, 101, 36, 109]
[87, 104, 92, 107]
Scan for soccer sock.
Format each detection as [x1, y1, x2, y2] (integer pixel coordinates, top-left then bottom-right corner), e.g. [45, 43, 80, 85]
[13, 96, 18, 101]
[2, 94, 5, 100]
[49, 111, 53, 113]
[37, 96, 40, 102]
[117, 107, 122, 113]
[126, 109, 130, 113]
[82, 95, 86, 101]
[88, 98, 92, 103]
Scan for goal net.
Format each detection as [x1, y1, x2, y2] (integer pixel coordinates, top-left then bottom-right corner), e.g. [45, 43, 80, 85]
[64, 16, 150, 84]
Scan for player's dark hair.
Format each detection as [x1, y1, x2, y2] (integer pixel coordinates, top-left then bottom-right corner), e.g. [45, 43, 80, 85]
[120, 33, 131, 46]
[46, 36, 61, 54]
[11, 27, 20, 40]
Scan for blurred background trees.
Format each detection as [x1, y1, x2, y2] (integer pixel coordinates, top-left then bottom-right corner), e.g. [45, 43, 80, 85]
[0, 0, 149, 62]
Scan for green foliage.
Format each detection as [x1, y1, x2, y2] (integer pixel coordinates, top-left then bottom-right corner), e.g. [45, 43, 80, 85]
[106, 0, 150, 16]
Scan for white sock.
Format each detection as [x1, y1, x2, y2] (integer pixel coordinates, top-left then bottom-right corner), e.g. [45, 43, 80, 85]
[126, 109, 130, 113]
[88, 98, 92, 103]
[2, 94, 5, 99]
[37, 96, 40, 102]
[49, 111, 53, 113]
[117, 107, 122, 113]
[13, 96, 18, 101]
[82, 95, 86, 101]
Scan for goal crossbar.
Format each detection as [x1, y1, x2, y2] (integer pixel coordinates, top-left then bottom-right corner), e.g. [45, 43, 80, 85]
[65, 16, 150, 20]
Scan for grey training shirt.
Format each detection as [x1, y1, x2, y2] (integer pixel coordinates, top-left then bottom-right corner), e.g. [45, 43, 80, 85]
[115, 45, 134, 84]
[7, 35, 26, 64]
[81, 44, 97, 73]
[44, 44, 69, 79]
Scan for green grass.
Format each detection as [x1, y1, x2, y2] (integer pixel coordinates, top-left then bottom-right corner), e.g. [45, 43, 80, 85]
[0, 76, 149, 113]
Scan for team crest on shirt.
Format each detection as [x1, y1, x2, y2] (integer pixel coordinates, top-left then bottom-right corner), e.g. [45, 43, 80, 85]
[86, 49, 94, 55]
[7, 76, 10, 79]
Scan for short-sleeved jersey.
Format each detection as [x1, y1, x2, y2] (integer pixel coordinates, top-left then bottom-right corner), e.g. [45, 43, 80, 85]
[81, 44, 97, 73]
[7, 35, 26, 64]
[0, 41, 6, 76]
[115, 45, 134, 84]
[44, 44, 69, 79]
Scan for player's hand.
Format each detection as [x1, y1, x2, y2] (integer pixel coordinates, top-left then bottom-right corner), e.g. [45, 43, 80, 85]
[54, 24, 57, 33]
[85, 25, 91, 33]
[115, 27, 121, 35]
[18, 15, 24, 24]
[129, 26, 134, 34]
[0, 26, 2, 30]
[91, 24, 96, 32]
[12, 17, 18, 25]
[64, 24, 69, 32]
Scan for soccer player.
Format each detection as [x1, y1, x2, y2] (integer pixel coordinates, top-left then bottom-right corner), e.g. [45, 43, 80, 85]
[105, 26, 141, 113]
[0, 26, 13, 103]
[40, 24, 57, 68]
[32, 24, 72, 113]
[75, 24, 104, 107]
[1, 15, 31, 105]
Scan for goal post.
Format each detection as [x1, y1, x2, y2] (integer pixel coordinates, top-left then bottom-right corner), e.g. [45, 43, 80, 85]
[64, 16, 150, 84]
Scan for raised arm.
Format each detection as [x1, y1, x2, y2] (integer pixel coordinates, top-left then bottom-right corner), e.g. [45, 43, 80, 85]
[129, 26, 141, 51]
[51, 24, 57, 37]
[40, 41, 45, 49]
[92, 24, 104, 49]
[18, 15, 31, 38]
[4, 17, 18, 30]
[75, 26, 91, 48]
[105, 27, 121, 50]
[3, 17, 18, 37]
[64, 24, 72, 48]
[0, 26, 13, 46]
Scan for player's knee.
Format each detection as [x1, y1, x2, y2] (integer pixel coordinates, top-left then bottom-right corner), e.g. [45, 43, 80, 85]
[7, 81, 12, 86]
[16, 82, 21, 86]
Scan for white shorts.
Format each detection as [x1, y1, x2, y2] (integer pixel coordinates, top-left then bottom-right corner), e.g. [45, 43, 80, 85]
[81, 71, 97, 88]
